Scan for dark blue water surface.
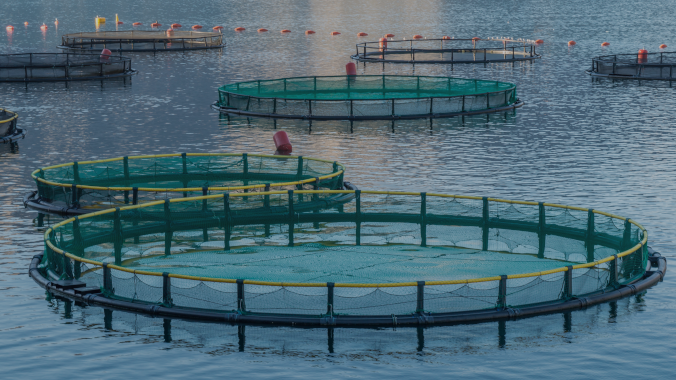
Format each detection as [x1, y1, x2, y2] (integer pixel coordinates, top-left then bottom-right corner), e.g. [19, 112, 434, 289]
[2, 0, 676, 378]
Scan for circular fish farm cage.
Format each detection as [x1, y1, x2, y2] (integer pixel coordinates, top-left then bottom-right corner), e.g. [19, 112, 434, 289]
[58, 31, 224, 52]
[589, 51, 676, 80]
[0, 53, 136, 82]
[0, 108, 26, 143]
[30, 190, 666, 327]
[212, 75, 522, 120]
[24, 153, 351, 216]
[352, 37, 540, 64]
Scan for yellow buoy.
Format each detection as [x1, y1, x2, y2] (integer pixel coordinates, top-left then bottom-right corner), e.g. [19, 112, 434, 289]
[95, 15, 106, 24]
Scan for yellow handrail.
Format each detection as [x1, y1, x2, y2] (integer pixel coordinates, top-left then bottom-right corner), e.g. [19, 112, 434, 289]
[43, 190, 648, 288]
[0, 109, 18, 124]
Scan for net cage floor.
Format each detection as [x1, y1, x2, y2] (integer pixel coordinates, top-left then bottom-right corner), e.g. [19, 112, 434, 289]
[352, 37, 540, 64]
[0, 108, 26, 143]
[588, 51, 676, 80]
[58, 30, 225, 52]
[213, 75, 522, 120]
[24, 153, 351, 216]
[0, 53, 136, 82]
[31, 190, 667, 327]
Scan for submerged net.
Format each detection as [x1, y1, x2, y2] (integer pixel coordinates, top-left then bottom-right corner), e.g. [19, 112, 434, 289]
[0, 53, 134, 82]
[591, 52, 676, 79]
[216, 75, 518, 120]
[42, 191, 648, 318]
[60, 31, 224, 52]
[32, 153, 347, 211]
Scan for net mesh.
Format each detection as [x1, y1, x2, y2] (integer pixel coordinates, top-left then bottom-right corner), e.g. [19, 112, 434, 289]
[60, 31, 224, 52]
[33, 154, 347, 211]
[216, 76, 518, 119]
[0, 53, 133, 81]
[592, 52, 676, 79]
[42, 191, 648, 318]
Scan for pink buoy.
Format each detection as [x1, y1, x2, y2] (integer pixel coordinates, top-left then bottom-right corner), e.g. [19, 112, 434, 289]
[100, 49, 112, 59]
[273, 131, 292, 153]
[345, 62, 357, 75]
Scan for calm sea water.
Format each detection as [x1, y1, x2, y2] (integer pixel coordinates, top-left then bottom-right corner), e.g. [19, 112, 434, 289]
[2, 0, 676, 378]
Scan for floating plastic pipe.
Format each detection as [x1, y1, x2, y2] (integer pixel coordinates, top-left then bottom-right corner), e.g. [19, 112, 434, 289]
[273, 131, 292, 153]
[258, 28, 268, 32]
[346, 62, 357, 75]
[234, 27, 245, 31]
[305, 30, 315, 34]
[601, 42, 610, 46]
[331, 31, 341, 35]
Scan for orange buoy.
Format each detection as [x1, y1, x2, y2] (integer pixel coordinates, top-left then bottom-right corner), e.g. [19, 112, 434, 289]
[55, 19, 59, 25]
[192, 25, 202, 29]
[384, 33, 394, 38]
[166, 28, 175, 36]
[171, 23, 182, 28]
[273, 131, 292, 154]
[601, 42, 610, 46]
[305, 30, 315, 34]
[413, 34, 423, 39]
[40, 24, 47, 31]
[133, 22, 142, 26]
[258, 28, 268, 32]
[379, 37, 387, 51]
[638, 48, 648, 63]
[535, 39, 544, 44]
[568, 40, 576, 46]
[331, 31, 341, 35]
[346, 62, 357, 76]
[281, 29, 291, 33]
[24, 22, 28, 26]
[358, 32, 368, 36]
[151, 22, 161, 27]
[100, 48, 112, 59]
[472, 37, 481, 40]
[442, 36, 451, 40]
[6, 25, 13, 31]
[213, 26, 224, 30]
[660, 44, 667, 49]
[234, 27, 245, 31]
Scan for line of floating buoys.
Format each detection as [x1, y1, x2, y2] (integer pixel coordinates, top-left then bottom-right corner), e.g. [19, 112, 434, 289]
[40, 24, 48, 31]
[535, 39, 544, 44]
[601, 42, 610, 46]
[660, 44, 667, 49]
[330, 31, 341, 35]
[171, 23, 182, 28]
[281, 29, 291, 33]
[192, 25, 202, 29]
[6, 25, 13, 31]
[384, 33, 394, 38]
[234, 27, 245, 31]
[213, 26, 223, 30]
[305, 30, 315, 34]
[568, 40, 576, 46]
[133, 22, 142, 26]
[357, 32, 368, 36]
[413, 35, 423, 39]
[258, 28, 268, 32]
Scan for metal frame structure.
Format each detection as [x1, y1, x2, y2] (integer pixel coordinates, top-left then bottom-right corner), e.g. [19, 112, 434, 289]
[0, 53, 136, 82]
[58, 31, 225, 52]
[352, 37, 540, 64]
[588, 51, 676, 80]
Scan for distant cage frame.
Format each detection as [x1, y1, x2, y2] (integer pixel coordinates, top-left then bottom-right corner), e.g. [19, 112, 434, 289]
[58, 30, 225, 52]
[0, 53, 136, 82]
[352, 37, 541, 64]
[213, 75, 523, 120]
[0, 108, 26, 143]
[588, 51, 676, 80]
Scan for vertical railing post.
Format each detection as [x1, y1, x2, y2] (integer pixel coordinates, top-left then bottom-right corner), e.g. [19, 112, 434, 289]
[497, 275, 507, 309]
[622, 219, 632, 250]
[132, 187, 139, 205]
[236, 279, 246, 311]
[288, 190, 294, 247]
[71, 184, 79, 208]
[73, 161, 81, 184]
[296, 156, 304, 180]
[162, 272, 173, 306]
[563, 266, 573, 300]
[355, 190, 361, 245]
[586, 209, 595, 262]
[164, 200, 172, 256]
[538, 202, 546, 258]
[482, 197, 489, 251]
[223, 194, 231, 250]
[420, 192, 427, 247]
[416, 281, 425, 313]
[123, 156, 130, 181]
[103, 263, 112, 294]
[327, 282, 334, 315]
[609, 255, 618, 288]
[63, 252, 73, 279]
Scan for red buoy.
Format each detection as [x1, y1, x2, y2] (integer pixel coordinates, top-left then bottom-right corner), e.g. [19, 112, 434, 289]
[638, 49, 648, 63]
[24, 22, 28, 26]
[6, 25, 13, 31]
[166, 28, 174, 36]
[358, 32, 368, 36]
[568, 40, 576, 46]
[192, 25, 202, 29]
[234, 27, 245, 31]
[273, 131, 292, 153]
[305, 30, 315, 35]
[601, 42, 610, 46]
[535, 39, 544, 44]
[413, 34, 423, 39]
[346, 62, 357, 76]
[660, 44, 667, 49]
[379, 37, 387, 50]
[442, 36, 451, 40]
[117, 21, 123, 25]
[330, 31, 341, 35]
[258, 28, 268, 32]
[213, 26, 224, 30]
[151, 22, 161, 27]
[40, 24, 48, 31]
[472, 37, 481, 41]
[384, 33, 394, 38]
[281, 29, 291, 33]
[171, 23, 182, 28]
[100, 48, 112, 59]
[133, 22, 142, 26]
